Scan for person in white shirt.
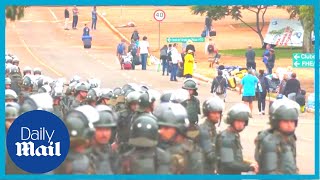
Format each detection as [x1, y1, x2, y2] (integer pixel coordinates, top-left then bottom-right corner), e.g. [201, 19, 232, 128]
[170, 43, 182, 81]
[138, 36, 150, 70]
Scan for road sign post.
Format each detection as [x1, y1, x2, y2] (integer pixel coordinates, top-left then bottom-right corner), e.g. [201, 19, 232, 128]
[292, 53, 315, 68]
[154, 9, 166, 50]
[166, 37, 205, 43]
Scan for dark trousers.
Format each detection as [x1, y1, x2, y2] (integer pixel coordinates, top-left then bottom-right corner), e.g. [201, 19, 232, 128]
[185, 74, 192, 78]
[140, 53, 148, 70]
[72, 16, 78, 28]
[161, 55, 169, 75]
[246, 62, 256, 70]
[91, 18, 97, 30]
[170, 64, 178, 81]
[258, 91, 267, 112]
[267, 67, 273, 75]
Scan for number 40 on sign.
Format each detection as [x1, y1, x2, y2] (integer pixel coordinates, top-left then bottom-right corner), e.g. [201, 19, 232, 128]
[154, 9, 166, 22]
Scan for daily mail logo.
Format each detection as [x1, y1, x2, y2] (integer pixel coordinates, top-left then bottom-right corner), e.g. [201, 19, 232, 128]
[15, 127, 61, 157]
[6, 110, 70, 174]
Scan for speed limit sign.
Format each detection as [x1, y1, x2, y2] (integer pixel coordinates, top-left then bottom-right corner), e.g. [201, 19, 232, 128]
[153, 9, 166, 22]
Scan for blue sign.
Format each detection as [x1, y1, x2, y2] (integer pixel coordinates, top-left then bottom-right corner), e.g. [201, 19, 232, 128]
[6, 110, 70, 174]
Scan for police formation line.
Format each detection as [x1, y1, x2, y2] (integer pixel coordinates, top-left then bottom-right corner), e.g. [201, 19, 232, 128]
[5, 53, 300, 174]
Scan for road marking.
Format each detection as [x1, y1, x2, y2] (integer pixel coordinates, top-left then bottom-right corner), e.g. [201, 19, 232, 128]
[18, 36, 63, 77]
[48, 8, 58, 22]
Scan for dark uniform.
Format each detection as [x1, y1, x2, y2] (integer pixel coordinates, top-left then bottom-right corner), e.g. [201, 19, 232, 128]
[56, 106, 98, 174]
[181, 79, 201, 125]
[70, 82, 89, 109]
[131, 90, 158, 123]
[255, 99, 300, 174]
[216, 103, 254, 174]
[120, 115, 171, 174]
[89, 105, 119, 174]
[154, 102, 204, 174]
[199, 97, 224, 174]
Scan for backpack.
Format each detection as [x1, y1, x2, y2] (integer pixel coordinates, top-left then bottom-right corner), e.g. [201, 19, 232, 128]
[214, 77, 226, 95]
[117, 43, 125, 54]
[207, 44, 214, 53]
[131, 44, 138, 56]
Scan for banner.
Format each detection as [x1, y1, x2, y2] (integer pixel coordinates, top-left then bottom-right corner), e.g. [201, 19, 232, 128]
[264, 19, 304, 47]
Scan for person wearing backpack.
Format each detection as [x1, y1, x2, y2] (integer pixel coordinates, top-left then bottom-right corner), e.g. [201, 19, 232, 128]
[257, 70, 270, 115]
[160, 45, 169, 76]
[211, 70, 227, 102]
[116, 39, 127, 70]
[128, 40, 139, 69]
[131, 30, 140, 42]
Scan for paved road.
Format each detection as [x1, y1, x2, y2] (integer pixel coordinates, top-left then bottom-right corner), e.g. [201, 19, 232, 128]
[5, 6, 315, 174]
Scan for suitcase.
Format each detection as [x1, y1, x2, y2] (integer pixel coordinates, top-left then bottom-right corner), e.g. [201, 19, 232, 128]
[123, 63, 132, 70]
[82, 36, 92, 49]
[210, 31, 216, 37]
[133, 56, 141, 65]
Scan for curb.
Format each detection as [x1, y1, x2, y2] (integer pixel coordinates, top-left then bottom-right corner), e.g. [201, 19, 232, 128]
[97, 11, 130, 44]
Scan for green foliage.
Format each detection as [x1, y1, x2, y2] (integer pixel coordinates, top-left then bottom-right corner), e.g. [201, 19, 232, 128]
[190, 6, 269, 46]
[6, 6, 27, 21]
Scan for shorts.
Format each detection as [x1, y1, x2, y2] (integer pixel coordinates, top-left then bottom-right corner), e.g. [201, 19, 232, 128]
[242, 96, 255, 103]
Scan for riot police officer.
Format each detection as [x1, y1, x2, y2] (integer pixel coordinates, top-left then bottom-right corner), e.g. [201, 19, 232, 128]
[5, 77, 11, 89]
[254, 99, 300, 174]
[9, 65, 23, 95]
[199, 96, 224, 174]
[216, 103, 258, 174]
[97, 88, 114, 107]
[112, 87, 125, 112]
[120, 115, 171, 174]
[131, 89, 159, 122]
[5, 104, 29, 174]
[51, 86, 64, 120]
[22, 66, 32, 76]
[56, 105, 98, 174]
[19, 75, 34, 104]
[154, 102, 204, 174]
[116, 90, 141, 154]
[181, 78, 201, 125]
[89, 105, 119, 174]
[5, 104, 19, 133]
[5, 89, 18, 103]
[70, 82, 89, 109]
[86, 88, 100, 107]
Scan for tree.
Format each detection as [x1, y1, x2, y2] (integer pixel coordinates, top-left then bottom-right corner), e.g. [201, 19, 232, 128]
[6, 6, 27, 21]
[286, 6, 314, 53]
[191, 6, 269, 46]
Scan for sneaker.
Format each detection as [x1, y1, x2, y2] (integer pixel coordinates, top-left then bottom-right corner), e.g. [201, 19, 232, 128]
[262, 111, 265, 115]
[258, 112, 262, 115]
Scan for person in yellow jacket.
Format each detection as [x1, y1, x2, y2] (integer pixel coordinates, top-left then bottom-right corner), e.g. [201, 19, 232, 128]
[184, 50, 195, 79]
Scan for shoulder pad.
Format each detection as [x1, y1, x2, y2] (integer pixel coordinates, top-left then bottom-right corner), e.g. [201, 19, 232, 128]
[118, 109, 129, 117]
[156, 147, 171, 164]
[257, 129, 272, 141]
[219, 130, 236, 148]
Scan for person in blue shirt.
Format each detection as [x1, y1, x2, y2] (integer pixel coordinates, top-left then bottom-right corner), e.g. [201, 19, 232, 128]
[83, 24, 90, 36]
[91, 6, 97, 30]
[239, 69, 259, 115]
